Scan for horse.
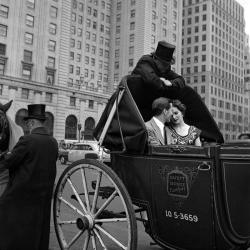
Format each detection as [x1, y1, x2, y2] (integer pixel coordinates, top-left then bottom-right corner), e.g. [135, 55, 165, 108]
[0, 100, 24, 196]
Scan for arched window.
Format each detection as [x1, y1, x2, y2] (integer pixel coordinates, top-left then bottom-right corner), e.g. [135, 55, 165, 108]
[65, 115, 77, 139]
[84, 117, 95, 140]
[44, 112, 54, 136]
[15, 109, 28, 135]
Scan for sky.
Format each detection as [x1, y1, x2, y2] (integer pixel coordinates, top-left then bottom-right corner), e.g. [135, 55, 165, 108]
[236, 0, 250, 36]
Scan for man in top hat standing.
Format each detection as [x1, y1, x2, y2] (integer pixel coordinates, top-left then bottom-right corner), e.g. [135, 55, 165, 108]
[0, 104, 58, 250]
[132, 40, 185, 96]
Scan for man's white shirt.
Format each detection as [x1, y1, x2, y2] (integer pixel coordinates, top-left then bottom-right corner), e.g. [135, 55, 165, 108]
[153, 117, 165, 138]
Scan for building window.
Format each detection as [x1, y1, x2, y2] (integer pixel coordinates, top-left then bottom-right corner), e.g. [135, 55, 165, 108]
[26, 0, 35, 9]
[201, 85, 205, 93]
[70, 39, 75, 48]
[47, 57, 55, 68]
[0, 61, 5, 75]
[68, 78, 73, 87]
[77, 41, 81, 49]
[130, 22, 135, 30]
[78, 15, 83, 24]
[26, 14, 34, 27]
[24, 32, 33, 45]
[0, 43, 6, 55]
[69, 65, 74, 73]
[71, 12, 76, 22]
[65, 115, 77, 139]
[49, 23, 57, 34]
[50, 6, 58, 18]
[70, 96, 76, 106]
[117, 2, 121, 10]
[21, 88, 29, 99]
[0, 5, 9, 18]
[48, 40, 56, 51]
[131, 9, 135, 18]
[23, 50, 32, 62]
[129, 34, 134, 43]
[129, 59, 133, 67]
[79, 2, 83, 11]
[76, 66, 80, 75]
[45, 92, 53, 103]
[76, 54, 82, 62]
[88, 100, 94, 109]
[0, 24, 7, 37]
[46, 69, 55, 85]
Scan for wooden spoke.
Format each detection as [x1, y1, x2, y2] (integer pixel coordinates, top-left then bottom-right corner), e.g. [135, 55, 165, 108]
[91, 171, 102, 214]
[95, 224, 127, 250]
[67, 230, 85, 248]
[95, 218, 127, 223]
[94, 190, 118, 218]
[91, 232, 97, 250]
[67, 178, 88, 214]
[58, 197, 84, 216]
[93, 228, 107, 250]
[82, 231, 90, 250]
[81, 168, 91, 212]
[58, 219, 77, 225]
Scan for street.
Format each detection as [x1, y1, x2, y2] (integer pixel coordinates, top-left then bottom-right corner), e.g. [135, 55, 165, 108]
[49, 161, 162, 250]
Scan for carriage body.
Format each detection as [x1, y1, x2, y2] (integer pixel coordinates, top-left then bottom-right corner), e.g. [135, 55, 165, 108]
[54, 76, 250, 249]
[111, 143, 250, 249]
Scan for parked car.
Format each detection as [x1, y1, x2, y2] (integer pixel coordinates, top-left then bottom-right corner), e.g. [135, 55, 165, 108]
[58, 140, 77, 164]
[58, 147, 69, 164]
[237, 133, 250, 140]
[68, 142, 110, 162]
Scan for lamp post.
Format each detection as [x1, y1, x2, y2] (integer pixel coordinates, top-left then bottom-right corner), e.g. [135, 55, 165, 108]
[77, 123, 82, 142]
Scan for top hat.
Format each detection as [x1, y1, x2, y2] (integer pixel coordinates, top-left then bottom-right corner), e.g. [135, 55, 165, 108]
[24, 104, 46, 121]
[154, 41, 175, 64]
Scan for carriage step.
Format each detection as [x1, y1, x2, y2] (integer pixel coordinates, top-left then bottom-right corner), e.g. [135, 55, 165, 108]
[70, 181, 116, 201]
[91, 181, 116, 198]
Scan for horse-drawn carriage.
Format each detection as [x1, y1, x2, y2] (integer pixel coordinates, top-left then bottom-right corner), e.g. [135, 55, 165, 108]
[53, 75, 250, 250]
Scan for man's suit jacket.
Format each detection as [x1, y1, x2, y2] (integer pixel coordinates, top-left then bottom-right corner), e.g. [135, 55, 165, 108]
[145, 118, 165, 145]
[0, 126, 58, 250]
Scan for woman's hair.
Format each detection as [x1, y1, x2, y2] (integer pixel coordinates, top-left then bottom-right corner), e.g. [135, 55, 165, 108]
[171, 99, 186, 116]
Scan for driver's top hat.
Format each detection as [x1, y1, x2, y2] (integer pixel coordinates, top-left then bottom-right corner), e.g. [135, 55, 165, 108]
[24, 104, 46, 121]
[154, 41, 175, 64]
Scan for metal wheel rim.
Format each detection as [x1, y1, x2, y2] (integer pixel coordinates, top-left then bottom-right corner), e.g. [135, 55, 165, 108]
[54, 160, 135, 250]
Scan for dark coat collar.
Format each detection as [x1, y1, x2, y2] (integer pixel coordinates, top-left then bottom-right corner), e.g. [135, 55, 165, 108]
[31, 126, 49, 135]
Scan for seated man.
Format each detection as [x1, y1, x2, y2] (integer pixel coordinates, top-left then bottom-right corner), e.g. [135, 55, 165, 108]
[145, 97, 172, 145]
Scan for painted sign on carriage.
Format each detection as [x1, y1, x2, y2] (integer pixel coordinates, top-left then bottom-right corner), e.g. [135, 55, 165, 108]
[167, 169, 189, 198]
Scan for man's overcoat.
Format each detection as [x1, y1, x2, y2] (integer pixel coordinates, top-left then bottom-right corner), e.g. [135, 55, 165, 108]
[132, 54, 185, 96]
[0, 127, 58, 250]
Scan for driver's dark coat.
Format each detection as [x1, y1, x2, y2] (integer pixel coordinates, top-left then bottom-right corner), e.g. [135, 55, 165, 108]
[132, 54, 185, 95]
[0, 127, 58, 250]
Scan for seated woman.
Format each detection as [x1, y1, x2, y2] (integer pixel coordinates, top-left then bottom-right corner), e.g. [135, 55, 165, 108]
[166, 99, 201, 146]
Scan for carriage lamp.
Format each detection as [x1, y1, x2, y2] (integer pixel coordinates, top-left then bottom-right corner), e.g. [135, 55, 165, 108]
[77, 123, 82, 142]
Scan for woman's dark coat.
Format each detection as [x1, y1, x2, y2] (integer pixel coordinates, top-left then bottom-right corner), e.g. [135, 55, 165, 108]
[0, 127, 58, 250]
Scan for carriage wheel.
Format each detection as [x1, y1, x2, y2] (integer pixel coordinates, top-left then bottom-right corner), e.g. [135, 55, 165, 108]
[53, 159, 137, 250]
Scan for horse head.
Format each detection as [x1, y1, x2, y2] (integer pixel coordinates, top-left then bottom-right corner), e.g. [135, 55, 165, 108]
[0, 100, 12, 152]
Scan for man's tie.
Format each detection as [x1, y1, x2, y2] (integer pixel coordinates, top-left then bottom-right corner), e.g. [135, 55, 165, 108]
[164, 126, 168, 145]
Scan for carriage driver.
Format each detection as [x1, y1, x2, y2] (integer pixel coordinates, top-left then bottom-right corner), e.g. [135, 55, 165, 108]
[0, 104, 58, 250]
[132, 40, 185, 96]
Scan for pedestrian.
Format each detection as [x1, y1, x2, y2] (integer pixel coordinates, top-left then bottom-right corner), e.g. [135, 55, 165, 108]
[0, 104, 58, 250]
[132, 40, 185, 96]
